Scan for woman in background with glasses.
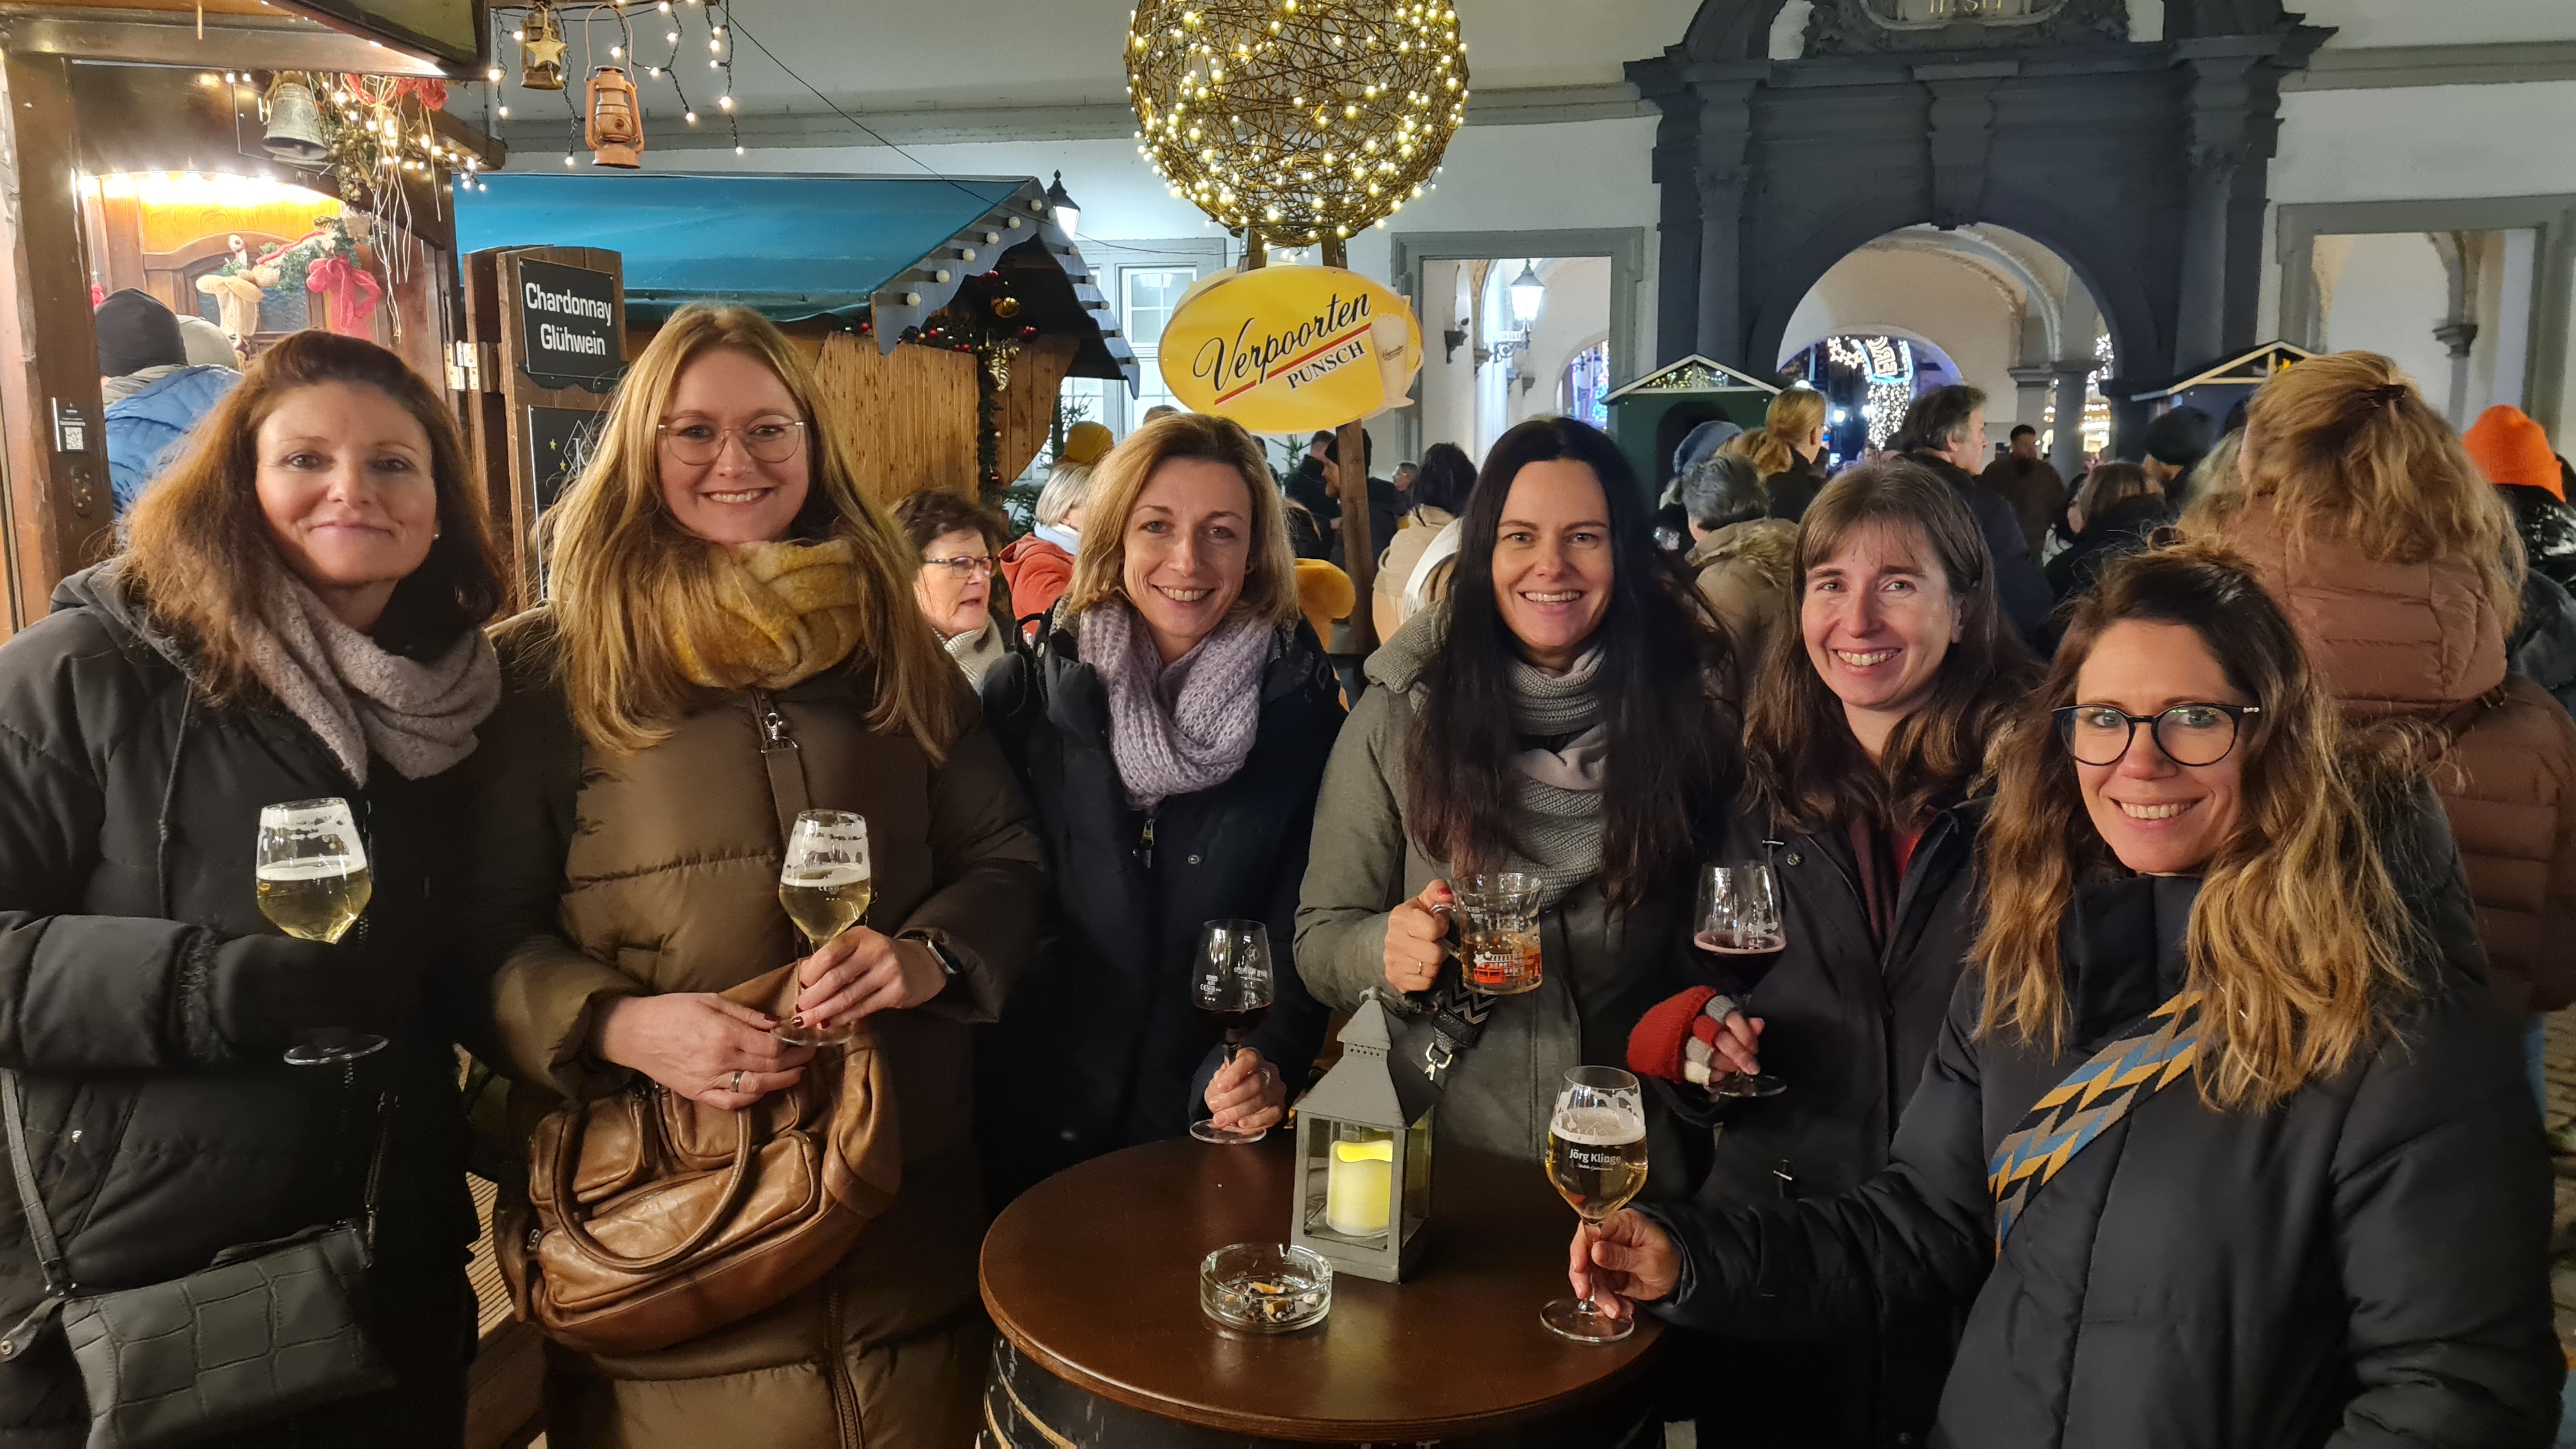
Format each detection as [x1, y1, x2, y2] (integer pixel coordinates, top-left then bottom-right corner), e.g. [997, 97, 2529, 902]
[462, 303, 1042, 1446]
[1577, 542, 2557, 1448]
[1625, 461, 2033, 1448]
[896, 489, 1015, 686]
[977, 411, 1338, 1205]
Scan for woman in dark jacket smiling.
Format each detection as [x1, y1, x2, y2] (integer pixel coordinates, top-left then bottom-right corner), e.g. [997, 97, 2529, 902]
[980, 412, 1338, 1203]
[1578, 542, 2559, 1448]
[0, 331, 505, 1443]
[1634, 460, 2033, 1447]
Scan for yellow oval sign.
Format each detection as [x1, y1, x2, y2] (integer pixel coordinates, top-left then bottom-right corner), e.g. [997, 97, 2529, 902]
[1158, 265, 1423, 434]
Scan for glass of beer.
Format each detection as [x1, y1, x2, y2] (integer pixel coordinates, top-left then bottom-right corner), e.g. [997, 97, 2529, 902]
[255, 798, 384, 1069]
[1543, 1065, 1649, 1344]
[1694, 861, 1788, 1100]
[1189, 920, 1276, 1145]
[774, 810, 873, 1048]
[1447, 871, 1542, 996]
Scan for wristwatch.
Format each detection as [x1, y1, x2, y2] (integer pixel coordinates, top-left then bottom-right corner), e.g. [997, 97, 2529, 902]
[908, 935, 964, 979]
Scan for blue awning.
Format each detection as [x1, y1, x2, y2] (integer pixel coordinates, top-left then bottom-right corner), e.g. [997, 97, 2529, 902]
[456, 171, 1135, 385]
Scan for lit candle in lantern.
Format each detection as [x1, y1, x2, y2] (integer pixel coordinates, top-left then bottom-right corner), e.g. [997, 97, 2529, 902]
[1325, 1135, 1393, 1238]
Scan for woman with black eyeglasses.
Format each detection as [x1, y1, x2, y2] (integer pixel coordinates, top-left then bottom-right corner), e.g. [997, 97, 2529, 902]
[896, 489, 1016, 686]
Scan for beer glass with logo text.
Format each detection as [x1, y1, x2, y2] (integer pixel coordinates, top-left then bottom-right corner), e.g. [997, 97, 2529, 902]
[1447, 871, 1543, 996]
[256, 797, 383, 1068]
[774, 810, 873, 1048]
[1543, 1065, 1648, 1344]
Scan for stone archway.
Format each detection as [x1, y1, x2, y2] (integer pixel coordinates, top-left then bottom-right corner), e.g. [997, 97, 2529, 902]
[1631, 0, 2329, 450]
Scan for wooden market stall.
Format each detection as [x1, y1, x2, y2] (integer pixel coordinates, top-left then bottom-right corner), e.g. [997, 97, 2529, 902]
[0, 0, 500, 640]
[1604, 353, 1782, 498]
[454, 171, 1138, 601]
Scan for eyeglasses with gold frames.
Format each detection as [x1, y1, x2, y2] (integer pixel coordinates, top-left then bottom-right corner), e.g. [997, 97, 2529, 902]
[657, 415, 808, 466]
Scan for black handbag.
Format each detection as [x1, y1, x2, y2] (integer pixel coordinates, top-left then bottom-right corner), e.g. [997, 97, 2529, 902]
[0, 1071, 397, 1448]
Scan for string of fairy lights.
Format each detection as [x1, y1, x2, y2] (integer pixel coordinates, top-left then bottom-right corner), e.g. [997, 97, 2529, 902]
[480, 0, 746, 174]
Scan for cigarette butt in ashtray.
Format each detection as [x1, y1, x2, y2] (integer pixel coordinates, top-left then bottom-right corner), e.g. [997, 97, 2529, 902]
[1371, 314, 1414, 408]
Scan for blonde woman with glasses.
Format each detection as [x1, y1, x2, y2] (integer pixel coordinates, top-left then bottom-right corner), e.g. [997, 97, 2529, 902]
[461, 303, 1043, 1446]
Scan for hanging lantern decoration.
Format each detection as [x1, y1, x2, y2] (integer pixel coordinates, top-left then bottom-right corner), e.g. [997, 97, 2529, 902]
[585, 66, 645, 169]
[261, 73, 330, 164]
[1126, 0, 1469, 245]
[520, 1, 569, 91]
[1288, 992, 1436, 1283]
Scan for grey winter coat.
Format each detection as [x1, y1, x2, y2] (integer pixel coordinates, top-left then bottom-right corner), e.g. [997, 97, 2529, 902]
[1293, 630, 1698, 1188]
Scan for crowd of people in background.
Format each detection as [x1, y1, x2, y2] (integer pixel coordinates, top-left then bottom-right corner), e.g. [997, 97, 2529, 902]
[2, 296, 2573, 1446]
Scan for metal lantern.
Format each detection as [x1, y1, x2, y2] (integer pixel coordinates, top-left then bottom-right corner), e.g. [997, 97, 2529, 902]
[519, 1, 568, 91]
[261, 75, 329, 164]
[1289, 992, 1436, 1283]
[585, 66, 644, 169]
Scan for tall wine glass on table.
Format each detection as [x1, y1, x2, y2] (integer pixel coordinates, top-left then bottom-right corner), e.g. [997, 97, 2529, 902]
[774, 809, 873, 1048]
[255, 798, 383, 1070]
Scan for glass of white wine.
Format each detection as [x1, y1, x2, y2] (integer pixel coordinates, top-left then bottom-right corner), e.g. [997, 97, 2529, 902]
[774, 809, 873, 1048]
[1542, 1065, 1649, 1344]
[254, 797, 384, 1070]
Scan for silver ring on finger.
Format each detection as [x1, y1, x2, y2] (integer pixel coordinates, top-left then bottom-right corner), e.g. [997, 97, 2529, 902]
[731, 1070, 744, 1093]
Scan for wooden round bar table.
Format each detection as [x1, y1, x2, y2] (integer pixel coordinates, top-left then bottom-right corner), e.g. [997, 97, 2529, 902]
[978, 1137, 1664, 1446]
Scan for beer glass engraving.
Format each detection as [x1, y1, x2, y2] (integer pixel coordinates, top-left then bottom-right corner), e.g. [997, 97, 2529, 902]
[1446, 871, 1542, 996]
[1542, 1065, 1648, 1344]
[774, 810, 872, 1048]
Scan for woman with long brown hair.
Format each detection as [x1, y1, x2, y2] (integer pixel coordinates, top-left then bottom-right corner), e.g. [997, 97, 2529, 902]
[1297, 415, 1735, 1168]
[0, 329, 505, 1443]
[2184, 352, 2576, 1088]
[463, 303, 1042, 1445]
[1572, 542, 2557, 1446]
[1628, 459, 2032, 1448]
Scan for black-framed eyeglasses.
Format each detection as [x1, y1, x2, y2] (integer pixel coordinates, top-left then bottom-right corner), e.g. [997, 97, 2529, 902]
[2052, 703, 2261, 768]
[657, 416, 808, 466]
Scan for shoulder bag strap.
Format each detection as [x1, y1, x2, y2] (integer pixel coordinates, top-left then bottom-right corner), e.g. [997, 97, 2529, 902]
[749, 689, 815, 839]
[1985, 989, 2205, 1252]
[0, 1072, 69, 1360]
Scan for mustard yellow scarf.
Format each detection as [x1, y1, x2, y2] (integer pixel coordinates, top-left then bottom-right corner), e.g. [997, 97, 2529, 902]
[670, 538, 869, 691]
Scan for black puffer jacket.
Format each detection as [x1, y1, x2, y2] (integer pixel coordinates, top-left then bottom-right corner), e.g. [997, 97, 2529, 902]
[1655, 801, 1985, 1448]
[2046, 493, 2174, 604]
[2510, 569, 2576, 719]
[1638, 799, 2559, 1448]
[1902, 452, 2054, 643]
[2501, 483, 2576, 597]
[977, 612, 1340, 1202]
[0, 565, 477, 1446]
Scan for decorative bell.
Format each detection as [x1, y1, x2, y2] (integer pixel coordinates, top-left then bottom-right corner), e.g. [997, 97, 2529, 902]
[584, 66, 644, 169]
[520, 1, 568, 91]
[261, 76, 329, 164]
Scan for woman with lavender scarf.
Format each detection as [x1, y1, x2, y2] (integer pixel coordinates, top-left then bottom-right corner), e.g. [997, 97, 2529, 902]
[978, 412, 1342, 1205]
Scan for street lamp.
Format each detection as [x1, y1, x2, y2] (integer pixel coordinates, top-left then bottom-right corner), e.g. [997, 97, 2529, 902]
[1508, 261, 1545, 331]
[1045, 171, 1082, 241]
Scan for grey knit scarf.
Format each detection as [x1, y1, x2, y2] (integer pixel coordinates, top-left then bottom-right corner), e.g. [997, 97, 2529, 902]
[1373, 605, 1607, 912]
[241, 574, 500, 786]
[1080, 599, 1273, 812]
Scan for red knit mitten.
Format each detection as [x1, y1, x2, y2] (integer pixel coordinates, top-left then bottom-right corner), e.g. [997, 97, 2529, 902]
[1627, 986, 1716, 1082]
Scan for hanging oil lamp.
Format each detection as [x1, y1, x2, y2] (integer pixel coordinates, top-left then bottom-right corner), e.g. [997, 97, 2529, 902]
[519, 1, 567, 91]
[585, 66, 644, 169]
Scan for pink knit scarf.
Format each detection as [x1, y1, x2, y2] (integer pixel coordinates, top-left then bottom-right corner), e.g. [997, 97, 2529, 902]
[1079, 600, 1272, 812]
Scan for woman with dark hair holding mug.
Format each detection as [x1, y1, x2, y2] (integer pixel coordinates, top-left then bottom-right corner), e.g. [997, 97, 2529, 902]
[1628, 459, 2034, 1447]
[1574, 542, 2557, 1447]
[1297, 416, 1736, 1169]
[0, 330, 507, 1443]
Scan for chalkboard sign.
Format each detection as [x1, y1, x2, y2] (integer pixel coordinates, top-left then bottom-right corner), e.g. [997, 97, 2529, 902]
[516, 257, 620, 390]
[526, 405, 605, 514]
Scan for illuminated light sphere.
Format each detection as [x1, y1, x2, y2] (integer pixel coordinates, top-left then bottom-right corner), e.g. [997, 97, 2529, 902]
[1126, 0, 1468, 242]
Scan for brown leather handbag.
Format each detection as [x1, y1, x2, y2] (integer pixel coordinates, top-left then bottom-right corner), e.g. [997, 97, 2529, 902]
[498, 962, 904, 1356]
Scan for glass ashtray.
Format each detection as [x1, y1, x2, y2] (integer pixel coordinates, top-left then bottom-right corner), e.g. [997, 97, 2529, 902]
[1199, 1242, 1332, 1333]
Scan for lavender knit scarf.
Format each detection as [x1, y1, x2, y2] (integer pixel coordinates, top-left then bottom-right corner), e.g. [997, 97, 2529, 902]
[241, 574, 500, 786]
[1080, 600, 1273, 811]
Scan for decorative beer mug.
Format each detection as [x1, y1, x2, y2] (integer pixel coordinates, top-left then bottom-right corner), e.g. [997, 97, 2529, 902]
[1447, 871, 1543, 997]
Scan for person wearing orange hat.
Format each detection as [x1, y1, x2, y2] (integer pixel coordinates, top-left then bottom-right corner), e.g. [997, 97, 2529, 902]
[2464, 404, 2576, 595]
